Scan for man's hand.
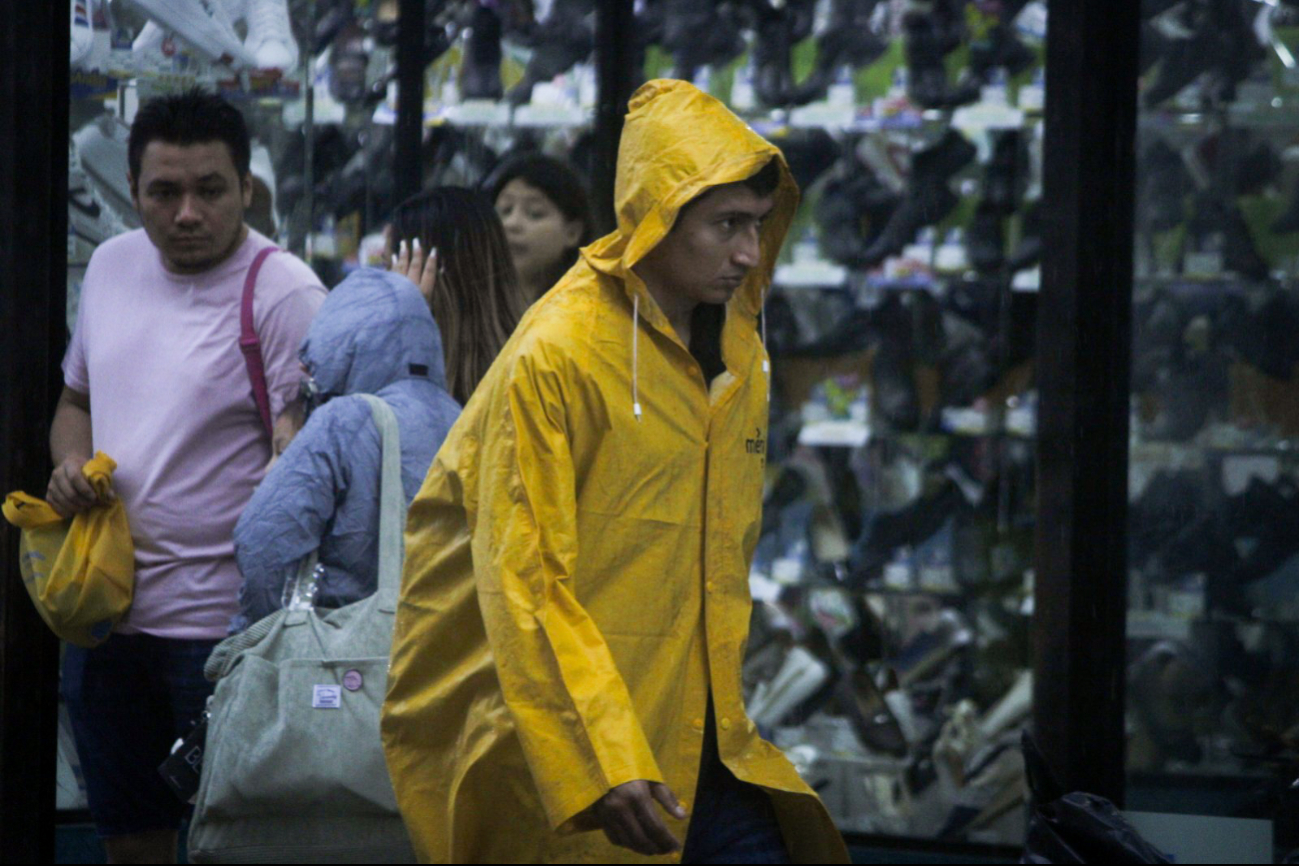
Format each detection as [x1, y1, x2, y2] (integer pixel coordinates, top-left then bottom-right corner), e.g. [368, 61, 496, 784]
[46, 454, 107, 518]
[267, 399, 306, 470]
[592, 780, 686, 856]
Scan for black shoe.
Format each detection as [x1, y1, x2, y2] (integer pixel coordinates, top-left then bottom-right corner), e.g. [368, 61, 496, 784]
[982, 130, 1028, 214]
[460, 2, 504, 100]
[662, 0, 747, 83]
[1138, 140, 1194, 234]
[858, 131, 975, 265]
[1142, 0, 1266, 107]
[506, 0, 594, 106]
[788, 0, 888, 105]
[966, 203, 1005, 274]
[814, 158, 901, 269]
[968, 20, 1036, 81]
[777, 128, 843, 191]
[904, 6, 979, 109]
[752, 0, 796, 107]
[1186, 191, 1270, 281]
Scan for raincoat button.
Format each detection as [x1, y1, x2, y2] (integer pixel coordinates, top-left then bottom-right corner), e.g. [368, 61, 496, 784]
[706, 580, 716, 593]
[692, 718, 704, 731]
[720, 718, 731, 731]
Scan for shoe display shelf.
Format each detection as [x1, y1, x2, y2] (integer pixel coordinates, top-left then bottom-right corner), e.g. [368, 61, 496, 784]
[1125, 2, 1299, 854]
[644, 4, 1045, 847]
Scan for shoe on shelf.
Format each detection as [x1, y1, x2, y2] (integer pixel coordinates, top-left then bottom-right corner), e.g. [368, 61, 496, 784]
[242, 0, 299, 70]
[460, 2, 504, 100]
[505, 0, 594, 106]
[71, 0, 94, 68]
[662, 0, 746, 85]
[72, 116, 138, 229]
[125, 0, 257, 68]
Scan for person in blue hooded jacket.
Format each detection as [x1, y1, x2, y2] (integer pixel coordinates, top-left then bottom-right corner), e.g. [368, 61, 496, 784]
[233, 186, 526, 629]
[231, 267, 460, 629]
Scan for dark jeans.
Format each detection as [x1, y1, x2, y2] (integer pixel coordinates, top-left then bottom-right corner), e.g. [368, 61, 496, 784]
[681, 709, 792, 865]
[62, 633, 218, 837]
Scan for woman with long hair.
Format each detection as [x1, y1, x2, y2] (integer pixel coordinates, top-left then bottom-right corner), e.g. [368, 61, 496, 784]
[388, 186, 529, 406]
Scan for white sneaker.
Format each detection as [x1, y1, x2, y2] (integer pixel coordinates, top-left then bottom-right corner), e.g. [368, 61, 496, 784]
[70, 0, 94, 68]
[126, 0, 257, 68]
[72, 116, 138, 228]
[242, 0, 299, 71]
[68, 146, 131, 248]
[748, 646, 830, 728]
[131, 19, 166, 54]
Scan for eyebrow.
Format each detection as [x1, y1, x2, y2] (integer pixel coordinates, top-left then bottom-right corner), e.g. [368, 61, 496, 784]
[148, 173, 228, 187]
[716, 208, 773, 221]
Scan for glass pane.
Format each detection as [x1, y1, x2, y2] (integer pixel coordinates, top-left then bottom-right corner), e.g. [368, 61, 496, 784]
[1127, 0, 1299, 860]
[62, 0, 363, 813]
[59, 0, 602, 816]
[655, 0, 1048, 846]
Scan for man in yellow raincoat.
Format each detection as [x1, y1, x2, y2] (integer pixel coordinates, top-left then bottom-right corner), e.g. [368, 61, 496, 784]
[382, 79, 850, 864]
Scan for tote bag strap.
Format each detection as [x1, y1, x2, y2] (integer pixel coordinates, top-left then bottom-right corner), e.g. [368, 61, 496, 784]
[358, 395, 405, 613]
[239, 246, 280, 438]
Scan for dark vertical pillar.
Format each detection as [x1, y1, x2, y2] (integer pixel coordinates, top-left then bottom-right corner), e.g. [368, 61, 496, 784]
[0, 1, 69, 860]
[395, 0, 427, 204]
[593, 0, 636, 235]
[1033, 0, 1140, 801]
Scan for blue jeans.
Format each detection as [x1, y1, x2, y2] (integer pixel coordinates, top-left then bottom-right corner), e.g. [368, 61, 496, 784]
[62, 633, 218, 837]
[681, 710, 792, 864]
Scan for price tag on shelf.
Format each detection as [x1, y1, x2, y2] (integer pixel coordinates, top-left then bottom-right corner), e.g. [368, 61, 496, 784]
[797, 421, 870, 448]
[774, 262, 848, 289]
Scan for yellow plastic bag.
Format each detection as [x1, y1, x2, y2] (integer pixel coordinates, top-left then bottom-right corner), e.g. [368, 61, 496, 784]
[2, 453, 134, 647]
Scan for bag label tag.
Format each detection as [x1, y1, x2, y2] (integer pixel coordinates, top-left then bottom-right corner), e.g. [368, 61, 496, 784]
[312, 685, 342, 709]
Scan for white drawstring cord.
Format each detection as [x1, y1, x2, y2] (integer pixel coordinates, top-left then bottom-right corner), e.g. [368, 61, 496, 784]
[632, 294, 643, 421]
[760, 287, 770, 404]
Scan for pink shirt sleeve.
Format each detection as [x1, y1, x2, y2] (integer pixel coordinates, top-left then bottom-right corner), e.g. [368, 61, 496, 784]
[256, 281, 326, 421]
[62, 288, 90, 395]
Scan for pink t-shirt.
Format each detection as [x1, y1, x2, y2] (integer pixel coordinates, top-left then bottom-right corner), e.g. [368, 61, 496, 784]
[63, 228, 326, 639]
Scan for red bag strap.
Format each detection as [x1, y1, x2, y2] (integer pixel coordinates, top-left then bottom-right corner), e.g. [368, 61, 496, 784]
[240, 246, 280, 438]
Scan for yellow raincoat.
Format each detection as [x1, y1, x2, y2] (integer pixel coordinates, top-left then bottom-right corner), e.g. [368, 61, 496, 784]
[382, 79, 850, 864]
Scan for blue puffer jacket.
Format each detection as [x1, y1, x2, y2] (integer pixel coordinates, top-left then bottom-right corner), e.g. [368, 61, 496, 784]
[232, 267, 460, 630]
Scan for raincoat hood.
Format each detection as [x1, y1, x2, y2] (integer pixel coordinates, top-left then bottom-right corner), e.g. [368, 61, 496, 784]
[299, 267, 447, 398]
[583, 79, 800, 324]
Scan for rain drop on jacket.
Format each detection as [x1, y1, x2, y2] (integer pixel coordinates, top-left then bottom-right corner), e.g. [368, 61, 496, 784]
[232, 267, 460, 630]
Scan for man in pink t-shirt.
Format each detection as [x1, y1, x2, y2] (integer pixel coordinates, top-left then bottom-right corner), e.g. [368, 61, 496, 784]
[48, 89, 325, 863]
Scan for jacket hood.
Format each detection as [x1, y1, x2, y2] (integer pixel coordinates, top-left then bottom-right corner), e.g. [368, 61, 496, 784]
[300, 267, 448, 398]
[582, 79, 800, 324]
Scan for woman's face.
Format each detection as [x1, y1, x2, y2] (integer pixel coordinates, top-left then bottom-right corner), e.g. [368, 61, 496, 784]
[494, 178, 583, 287]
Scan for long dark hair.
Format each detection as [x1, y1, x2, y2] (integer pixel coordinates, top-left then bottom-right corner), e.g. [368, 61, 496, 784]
[389, 187, 527, 405]
[486, 153, 594, 286]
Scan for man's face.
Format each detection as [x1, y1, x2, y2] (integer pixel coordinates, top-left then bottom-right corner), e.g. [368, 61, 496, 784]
[636, 183, 775, 309]
[130, 140, 252, 274]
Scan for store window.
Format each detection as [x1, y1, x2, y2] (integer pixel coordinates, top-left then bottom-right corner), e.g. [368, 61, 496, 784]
[652, 0, 1046, 847]
[60, 0, 600, 820]
[59, 0, 1046, 851]
[1126, 0, 1299, 858]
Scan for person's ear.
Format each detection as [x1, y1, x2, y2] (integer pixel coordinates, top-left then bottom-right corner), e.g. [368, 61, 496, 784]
[562, 218, 583, 248]
[128, 172, 138, 209]
[241, 172, 254, 209]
